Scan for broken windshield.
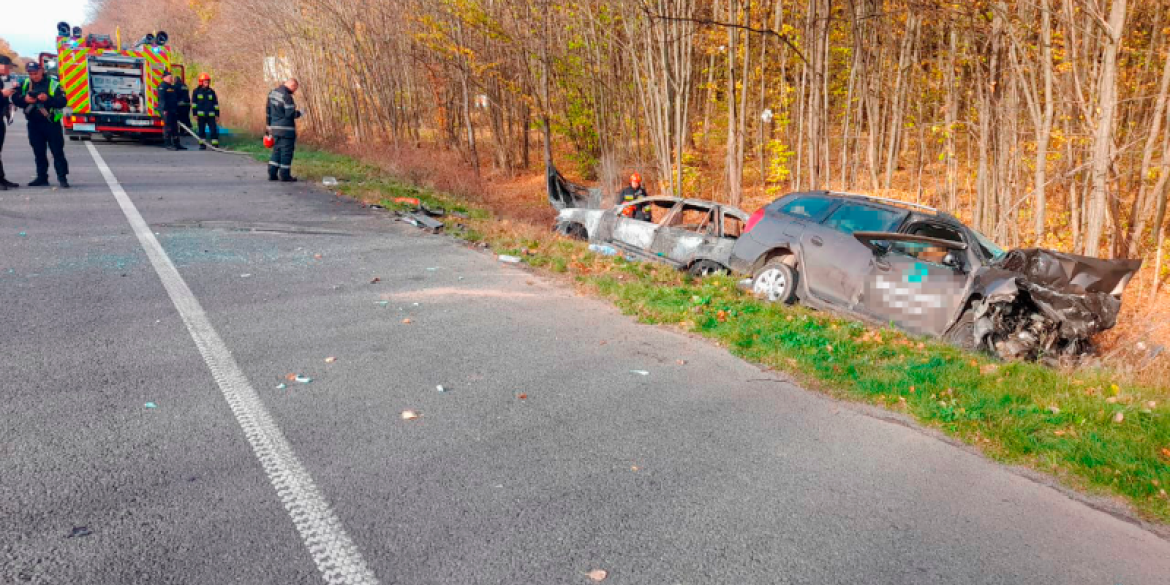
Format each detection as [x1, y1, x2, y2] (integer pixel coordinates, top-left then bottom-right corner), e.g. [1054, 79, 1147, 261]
[972, 229, 1006, 261]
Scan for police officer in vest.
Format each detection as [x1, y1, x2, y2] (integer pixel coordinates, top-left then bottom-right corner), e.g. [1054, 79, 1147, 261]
[265, 78, 301, 182]
[17, 62, 69, 188]
[192, 72, 220, 150]
[0, 55, 19, 191]
[157, 71, 185, 150]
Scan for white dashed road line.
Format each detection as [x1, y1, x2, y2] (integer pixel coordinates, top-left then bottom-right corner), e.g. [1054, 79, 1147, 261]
[86, 142, 380, 585]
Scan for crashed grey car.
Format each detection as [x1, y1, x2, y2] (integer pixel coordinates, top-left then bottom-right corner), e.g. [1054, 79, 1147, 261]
[729, 191, 1141, 363]
[549, 166, 750, 276]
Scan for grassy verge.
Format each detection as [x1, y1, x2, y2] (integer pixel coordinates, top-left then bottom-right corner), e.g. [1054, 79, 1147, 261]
[224, 135, 1170, 523]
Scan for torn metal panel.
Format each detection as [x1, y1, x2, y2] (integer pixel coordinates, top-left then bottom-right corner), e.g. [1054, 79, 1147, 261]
[547, 164, 603, 210]
[400, 213, 444, 232]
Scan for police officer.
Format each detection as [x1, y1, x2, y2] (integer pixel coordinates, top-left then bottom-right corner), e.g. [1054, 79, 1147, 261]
[174, 75, 191, 143]
[18, 62, 69, 188]
[0, 55, 19, 191]
[192, 73, 220, 150]
[265, 78, 301, 182]
[157, 72, 185, 150]
[616, 172, 650, 220]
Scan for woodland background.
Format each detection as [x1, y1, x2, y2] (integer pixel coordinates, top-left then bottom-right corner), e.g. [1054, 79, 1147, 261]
[33, 0, 1170, 353]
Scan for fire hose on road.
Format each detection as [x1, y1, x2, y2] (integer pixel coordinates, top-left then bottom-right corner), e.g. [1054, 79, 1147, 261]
[177, 121, 256, 156]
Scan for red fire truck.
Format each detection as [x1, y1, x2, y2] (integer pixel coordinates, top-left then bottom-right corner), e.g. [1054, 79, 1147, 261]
[45, 21, 184, 142]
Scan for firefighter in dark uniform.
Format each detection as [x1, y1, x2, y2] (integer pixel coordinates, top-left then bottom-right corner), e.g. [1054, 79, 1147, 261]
[17, 62, 69, 188]
[265, 78, 301, 182]
[0, 55, 19, 191]
[192, 72, 220, 150]
[616, 172, 650, 221]
[157, 72, 185, 150]
[174, 75, 191, 143]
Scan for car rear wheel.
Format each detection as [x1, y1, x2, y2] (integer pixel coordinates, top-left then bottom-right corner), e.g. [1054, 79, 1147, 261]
[752, 260, 798, 304]
[688, 260, 727, 278]
[944, 309, 978, 351]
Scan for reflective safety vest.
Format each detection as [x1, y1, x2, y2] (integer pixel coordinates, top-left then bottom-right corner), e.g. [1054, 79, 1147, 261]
[22, 78, 63, 122]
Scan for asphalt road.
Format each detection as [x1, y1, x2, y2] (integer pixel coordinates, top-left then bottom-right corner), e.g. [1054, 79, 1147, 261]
[2, 124, 1170, 585]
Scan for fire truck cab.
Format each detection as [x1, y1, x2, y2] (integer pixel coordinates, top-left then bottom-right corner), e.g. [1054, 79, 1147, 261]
[50, 22, 179, 142]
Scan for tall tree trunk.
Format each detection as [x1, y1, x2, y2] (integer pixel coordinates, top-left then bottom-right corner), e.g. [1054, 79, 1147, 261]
[1033, 0, 1054, 241]
[1127, 39, 1170, 257]
[1085, 0, 1127, 258]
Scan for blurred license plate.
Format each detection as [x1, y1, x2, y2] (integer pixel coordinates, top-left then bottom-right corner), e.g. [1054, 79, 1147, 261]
[73, 123, 95, 132]
[126, 119, 152, 126]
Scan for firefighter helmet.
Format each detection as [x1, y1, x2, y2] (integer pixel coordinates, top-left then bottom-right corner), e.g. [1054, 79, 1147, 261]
[263, 135, 275, 149]
[198, 72, 211, 83]
[630, 173, 641, 185]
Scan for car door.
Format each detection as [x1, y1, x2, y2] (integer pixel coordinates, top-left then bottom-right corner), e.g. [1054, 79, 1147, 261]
[800, 202, 907, 307]
[853, 233, 971, 336]
[650, 202, 717, 264]
[610, 199, 678, 253]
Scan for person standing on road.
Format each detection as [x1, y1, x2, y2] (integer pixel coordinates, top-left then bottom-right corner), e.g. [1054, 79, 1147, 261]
[0, 56, 19, 191]
[192, 73, 220, 150]
[175, 75, 191, 145]
[17, 62, 69, 188]
[157, 72, 185, 151]
[616, 172, 650, 221]
[265, 78, 301, 182]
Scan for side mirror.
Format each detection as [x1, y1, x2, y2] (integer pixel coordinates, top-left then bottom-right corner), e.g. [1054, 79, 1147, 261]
[943, 252, 963, 269]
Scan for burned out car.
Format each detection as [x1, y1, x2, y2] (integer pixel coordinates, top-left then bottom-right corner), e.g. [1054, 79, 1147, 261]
[549, 166, 750, 276]
[731, 191, 1141, 362]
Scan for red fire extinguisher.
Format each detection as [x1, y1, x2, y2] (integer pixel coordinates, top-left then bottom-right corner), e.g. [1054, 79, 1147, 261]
[263, 134, 275, 149]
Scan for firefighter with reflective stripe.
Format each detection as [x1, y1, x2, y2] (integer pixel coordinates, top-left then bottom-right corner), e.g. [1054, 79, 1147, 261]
[616, 173, 650, 221]
[17, 62, 69, 188]
[265, 78, 300, 182]
[157, 72, 185, 150]
[175, 75, 192, 144]
[192, 72, 220, 150]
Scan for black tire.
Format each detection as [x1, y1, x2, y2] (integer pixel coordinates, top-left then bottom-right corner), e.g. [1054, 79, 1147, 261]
[688, 259, 727, 278]
[751, 259, 799, 304]
[556, 222, 588, 241]
[944, 309, 978, 351]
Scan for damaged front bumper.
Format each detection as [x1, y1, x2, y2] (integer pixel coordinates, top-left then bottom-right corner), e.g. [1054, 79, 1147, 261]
[971, 249, 1141, 363]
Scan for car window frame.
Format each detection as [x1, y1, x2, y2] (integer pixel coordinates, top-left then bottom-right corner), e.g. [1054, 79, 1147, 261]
[776, 194, 837, 222]
[819, 201, 909, 236]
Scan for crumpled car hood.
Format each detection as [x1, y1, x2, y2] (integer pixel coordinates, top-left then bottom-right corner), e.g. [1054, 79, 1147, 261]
[973, 249, 1142, 363]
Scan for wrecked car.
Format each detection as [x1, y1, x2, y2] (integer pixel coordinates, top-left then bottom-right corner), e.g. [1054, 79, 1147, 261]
[549, 166, 750, 276]
[729, 190, 1141, 363]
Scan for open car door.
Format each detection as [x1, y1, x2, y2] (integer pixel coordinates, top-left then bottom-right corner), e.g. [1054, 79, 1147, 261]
[852, 232, 973, 337]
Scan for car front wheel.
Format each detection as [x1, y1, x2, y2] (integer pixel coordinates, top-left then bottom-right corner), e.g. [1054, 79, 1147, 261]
[752, 260, 798, 304]
[944, 309, 979, 351]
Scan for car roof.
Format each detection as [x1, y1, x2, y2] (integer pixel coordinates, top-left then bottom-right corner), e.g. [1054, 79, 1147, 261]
[778, 190, 961, 224]
[631, 196, 749, 217]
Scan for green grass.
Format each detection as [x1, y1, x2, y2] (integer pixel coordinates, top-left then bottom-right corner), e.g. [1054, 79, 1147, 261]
[222, 134, 1170, 522]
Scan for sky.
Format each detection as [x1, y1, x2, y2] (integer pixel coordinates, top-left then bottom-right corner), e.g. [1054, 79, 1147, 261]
[1, 0, 94, 58]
